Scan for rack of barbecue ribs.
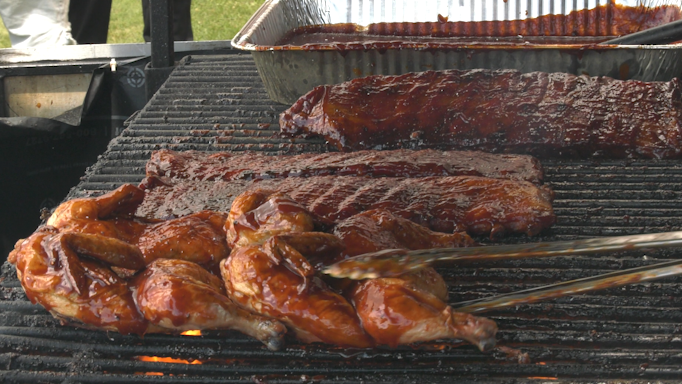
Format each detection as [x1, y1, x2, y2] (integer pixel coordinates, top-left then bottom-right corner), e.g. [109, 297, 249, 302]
[139, 149, 555, 238]
[147, 148, 544, 184]
[277, 1, 681, 42]
[279, 69, 682, 158]
[137, 174, 555, 239]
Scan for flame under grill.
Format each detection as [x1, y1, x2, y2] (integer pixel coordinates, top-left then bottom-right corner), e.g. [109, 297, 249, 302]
[3, 53, 682, 383]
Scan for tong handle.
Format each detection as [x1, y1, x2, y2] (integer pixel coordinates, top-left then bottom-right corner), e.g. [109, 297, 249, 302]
[323, 231, 682, 279]
[402, 230, 682, 264]
[453, 259, 682, 314]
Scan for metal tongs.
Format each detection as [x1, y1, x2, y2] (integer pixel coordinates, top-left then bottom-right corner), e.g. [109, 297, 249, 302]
[322, 231, 682, 314]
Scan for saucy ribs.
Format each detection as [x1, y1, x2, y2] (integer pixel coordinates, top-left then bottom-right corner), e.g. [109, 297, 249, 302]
[280, 69, 682, 158]
[147, 148, 544, 184]
[138, 175, 555, 238]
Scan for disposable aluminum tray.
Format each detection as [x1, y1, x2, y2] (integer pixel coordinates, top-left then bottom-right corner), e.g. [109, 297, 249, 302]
[232, 0, 682, 105]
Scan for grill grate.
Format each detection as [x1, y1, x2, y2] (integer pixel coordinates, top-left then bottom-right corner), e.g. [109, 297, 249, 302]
[3, 53, 682, 383]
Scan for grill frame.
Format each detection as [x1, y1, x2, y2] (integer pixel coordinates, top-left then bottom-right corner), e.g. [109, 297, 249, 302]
[3, 53, 682, 383]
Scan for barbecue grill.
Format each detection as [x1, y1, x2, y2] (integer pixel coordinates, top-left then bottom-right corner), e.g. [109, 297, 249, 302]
[3, 53, 682, 383]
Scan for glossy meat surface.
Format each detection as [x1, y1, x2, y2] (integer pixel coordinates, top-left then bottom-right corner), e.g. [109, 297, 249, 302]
[222, 242, 374, 348]
[138, 175, 556, 238]
[350, 277, 497, 350]
[277, 1, 681, 44]
[8, 185, 287, 349]
[330, 208, 496, 350]
[221, 189, 372, 347]
[280, 69, 682, 158]
[332, 208, 476, 261]
[47, 184, 231, 270]
[147, 148, 544, 184]
[9, 227, 148, 335]
[222, 190, 498, 350]
[137, 211, 229, 269]
[133, 258, 286, 350]
[225, 191, 318, 248]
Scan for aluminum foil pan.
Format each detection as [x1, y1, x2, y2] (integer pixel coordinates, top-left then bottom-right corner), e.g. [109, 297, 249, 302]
[232, 0, 682, 104]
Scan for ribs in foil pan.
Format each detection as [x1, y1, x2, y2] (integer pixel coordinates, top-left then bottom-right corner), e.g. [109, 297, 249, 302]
[232, 0, 682, 104]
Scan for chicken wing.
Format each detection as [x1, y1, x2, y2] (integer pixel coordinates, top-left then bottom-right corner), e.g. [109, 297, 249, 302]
[46, 184, 148, 242]
[46, 184, 231, 270]
[225, 190, 317, 248]
[9, 227, 149, 335]
[137, 210, 230, 270]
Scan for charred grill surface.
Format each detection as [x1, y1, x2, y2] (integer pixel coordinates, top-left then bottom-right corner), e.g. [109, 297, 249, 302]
[280, 69, 682, 159]
[3, 54, 682, 383]
[147, 148, 545, 183]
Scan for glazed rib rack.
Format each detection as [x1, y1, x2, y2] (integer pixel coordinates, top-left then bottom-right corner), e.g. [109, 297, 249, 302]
[3, 53, 682, 383]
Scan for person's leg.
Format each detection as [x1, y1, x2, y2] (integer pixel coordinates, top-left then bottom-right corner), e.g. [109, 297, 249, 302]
[69, 0, 112, 44]
[172, 0, 193, 41]
[142, 0, 151, 42]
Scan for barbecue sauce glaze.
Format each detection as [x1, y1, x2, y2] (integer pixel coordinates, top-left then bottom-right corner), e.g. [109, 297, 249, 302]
[280, 69, 682, 158]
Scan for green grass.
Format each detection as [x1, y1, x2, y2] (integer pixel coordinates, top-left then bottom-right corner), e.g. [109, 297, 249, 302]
[0, 0, 265, 48]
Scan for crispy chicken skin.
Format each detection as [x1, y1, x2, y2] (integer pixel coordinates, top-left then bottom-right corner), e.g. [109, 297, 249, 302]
[9, 227, 149, 335]
[137, 210, 229, 270]
[225, 190, 317, 248]
[133, 258, 286, 350]
[331, 208, 497, 351]
[351, 277, 497, 351]
[222, 242, 374, 348]
[222, 190, 371, 347]
[10, 185, 153, 335]
[9, 185, 287, 349]
[222, 190, 498, 350]
[10, 182, 502, 351]
[46, 183, 230, 270]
